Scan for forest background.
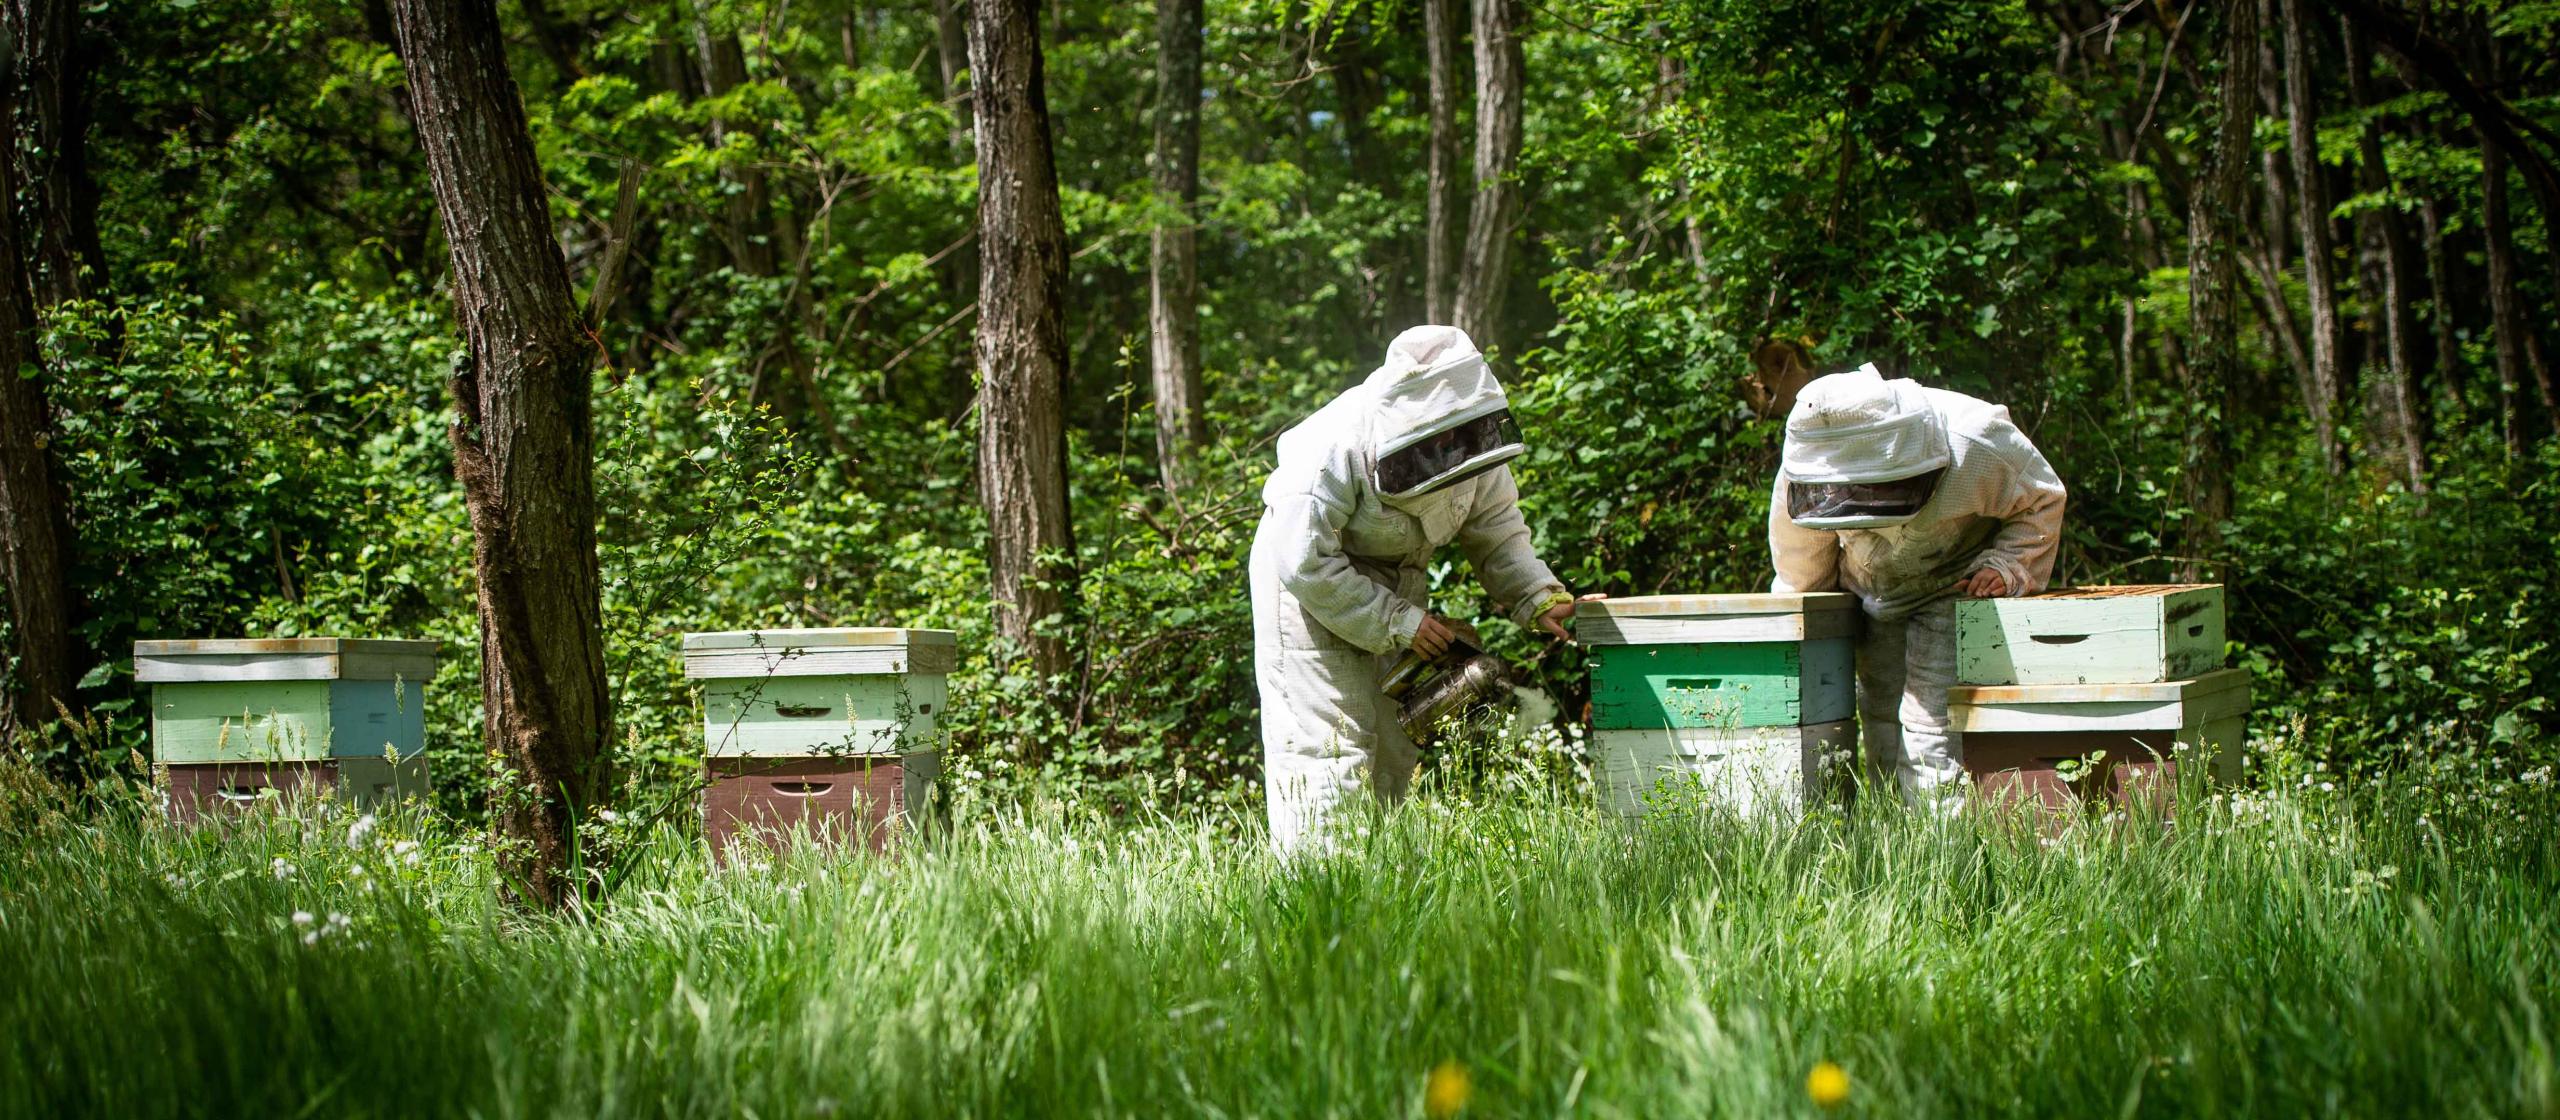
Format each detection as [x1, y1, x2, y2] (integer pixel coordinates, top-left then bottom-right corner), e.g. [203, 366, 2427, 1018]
[1, 0, 2554, 827]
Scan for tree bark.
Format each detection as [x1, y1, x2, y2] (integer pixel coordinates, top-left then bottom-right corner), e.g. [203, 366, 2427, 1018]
[1423, 0, 1465, 324]
[2417, 198, 2461, 423]
[2181, 0, 2257, 574]
[2343, 22, 2428, 491]
[1, 0, 107, 306]
[1451, 0, 1522, 346]
[969, 0, 1077, 693]
[2277, 0, 2343, 470]
[1148, 0, 1205, 494]
[389, 0, 611, 911]
[935, 0, 972, 159]
[0, 67, 77, 738]
[2482, 128, 2557, 445]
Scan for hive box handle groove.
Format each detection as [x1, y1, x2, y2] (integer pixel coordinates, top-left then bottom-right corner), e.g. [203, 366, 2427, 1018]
[216, 787, 265, 802]
[2029, 634, 2091, 645]
[1667, 678, 1725, 690]
[773, 705, 833, 719]
[774, 782, 833, 796]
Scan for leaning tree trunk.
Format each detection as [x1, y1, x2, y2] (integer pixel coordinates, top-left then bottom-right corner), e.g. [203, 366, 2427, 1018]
[2476, 33, 2558, 443]
[0, 0, 105, 306]
[2278, 0, 2344, 470]
[389, 0, 611, 912]
[969, 0, 1077, 698]
[1451, 0, 1522, 346]
[0, 69, 77, 739]
[1147, 0, 1205, 494]
[2181, 0, 2258, 576]
[1423, 0, 1464, 324]
[2344, 22, 2428, 492]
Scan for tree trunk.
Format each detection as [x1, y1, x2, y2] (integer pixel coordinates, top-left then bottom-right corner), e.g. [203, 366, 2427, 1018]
[1, 0, 107, 306]
[1423, 0, 1464, 324]
[935, 0, 972, 159]
[389, 0, 611, 911]
[2181, 0, 2257, 575]
[2475, 33, 2557, 445]
[1451, 0, 1522, 346]
[0, 70, 77, 738]
[2418, 198, 2461, 423]
[2343, 23, 2428, 491]
[2253, 0, 2288, 273]
[968, 0, 1077, 693]
[2277, 0, 2343, 470]
[1147, 0, 1205, 494]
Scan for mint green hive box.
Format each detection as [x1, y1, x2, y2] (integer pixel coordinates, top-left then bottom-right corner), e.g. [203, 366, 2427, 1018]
[683, 628, 956, 758]
[1578, 593, 1860, 730]
[1956, 585, 2225, 686]
[138, 639, 439, 764]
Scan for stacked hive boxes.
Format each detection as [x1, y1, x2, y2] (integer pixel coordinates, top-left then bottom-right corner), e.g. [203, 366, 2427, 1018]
[1579, 593, 1859, 818]
[1950, 585, 2247, 813]
[138, 638, 438, 821]
[683, 628, 954, 858]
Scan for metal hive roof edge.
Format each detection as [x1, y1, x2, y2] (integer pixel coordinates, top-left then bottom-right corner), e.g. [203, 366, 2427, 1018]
[133, 638, 443, 657]
[1574, 592, 1859, 618]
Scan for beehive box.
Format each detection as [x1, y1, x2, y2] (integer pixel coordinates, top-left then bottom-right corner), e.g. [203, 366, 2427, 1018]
[1956, 584, 2225, 686]
[138, 639, 438, 764]
[158, 757, 431, 824]
[703, 755, 939, 856]
[684, 628, 954, 758]
[683, 628, 955, 858]
[1950, 668, 2251, 818]
[1593, 721, 1854, 819]
[1579, 593, 1858, 730]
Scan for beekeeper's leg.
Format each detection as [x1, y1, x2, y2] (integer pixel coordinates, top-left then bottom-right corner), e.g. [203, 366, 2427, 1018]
[1258, 647, 1392, 853]
[1856, 613, 1910, 795]
[1894, 600, 1967, 808]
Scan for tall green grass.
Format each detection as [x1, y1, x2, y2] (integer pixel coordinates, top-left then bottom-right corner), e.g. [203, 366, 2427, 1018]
[2, 773, 2555, 1118]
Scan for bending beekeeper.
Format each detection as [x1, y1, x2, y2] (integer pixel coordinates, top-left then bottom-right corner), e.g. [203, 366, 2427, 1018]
[1769, 364, 2067, 805]
[1251, 325, 1580, 852]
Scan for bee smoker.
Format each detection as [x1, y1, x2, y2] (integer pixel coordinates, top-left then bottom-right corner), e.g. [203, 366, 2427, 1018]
[1379, 621, 1521, 745]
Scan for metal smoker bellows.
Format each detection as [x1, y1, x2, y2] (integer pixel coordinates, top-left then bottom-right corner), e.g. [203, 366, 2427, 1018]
[1378, 620, 1519, 745]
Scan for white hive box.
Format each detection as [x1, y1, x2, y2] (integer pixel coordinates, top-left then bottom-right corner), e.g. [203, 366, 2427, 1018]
[1956, 585, 2225, 686]
[1593, 721, 1856, 820]
[682, 628, 955, 759]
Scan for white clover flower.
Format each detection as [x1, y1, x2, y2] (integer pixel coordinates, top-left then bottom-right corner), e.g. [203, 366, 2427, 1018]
[2319, 782, 2336, 793]
[271, 858, 297, 880]
[599, 809, 621, 823]
[346, 814, 378, 847]
[301, 931, 321, 946]
[328, 912, 351, 930]
[292, 911, 315, 927]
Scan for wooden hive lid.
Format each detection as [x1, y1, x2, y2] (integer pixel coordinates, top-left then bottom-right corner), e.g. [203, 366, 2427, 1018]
[134, 638, 442, 683]
[681, 628, 959, 678]
[1574, 592, 1859, 619]
[1946, 666, 2250, 708]
[2007, 584, 2220, 600]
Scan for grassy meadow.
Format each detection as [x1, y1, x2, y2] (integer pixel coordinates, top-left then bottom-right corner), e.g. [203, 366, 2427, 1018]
[2, 755, 2557, 1119]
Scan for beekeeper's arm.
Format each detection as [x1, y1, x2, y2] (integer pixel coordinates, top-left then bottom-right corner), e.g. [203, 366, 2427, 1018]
[1455, 465, 1572, 635]
[1263, 445, 1427, 655]
[1768, 472, 1843, 593]
[1962, 433, 2067, 597]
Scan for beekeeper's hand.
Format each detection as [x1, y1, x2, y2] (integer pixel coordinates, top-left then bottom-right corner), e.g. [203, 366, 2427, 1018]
[1536, 592, 1609, 642]
[1411, 615, 1458, 658]
[1953, 569, 2009, 598]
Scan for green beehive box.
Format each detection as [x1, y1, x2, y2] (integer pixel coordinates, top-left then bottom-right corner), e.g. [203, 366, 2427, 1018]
[1956, 584, 2225, 686]
[138, 639, 439, 765]
[1578, 593, 1859, 730]
[683, 628, 956, 758]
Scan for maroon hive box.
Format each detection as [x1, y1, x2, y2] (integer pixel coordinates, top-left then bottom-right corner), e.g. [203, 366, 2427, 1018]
[160, 757, 431, 824]
[703, 756, 938, 859]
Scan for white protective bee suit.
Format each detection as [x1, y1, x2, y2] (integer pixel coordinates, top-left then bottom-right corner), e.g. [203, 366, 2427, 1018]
[1768, 366, 2067, 800]
[1251, 326, 1573, 851]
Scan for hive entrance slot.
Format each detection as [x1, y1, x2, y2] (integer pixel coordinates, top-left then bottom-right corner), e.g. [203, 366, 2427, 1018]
[216, 787, 266, 802]
[773, 704, 832, 718]
[1667, 678, 1724, 691]
[774, 782, 834, 796]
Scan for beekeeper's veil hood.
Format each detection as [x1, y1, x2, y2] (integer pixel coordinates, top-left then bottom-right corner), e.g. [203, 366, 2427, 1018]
[1779, 364, 1951, 529]
[1363, 325, 1525, 500]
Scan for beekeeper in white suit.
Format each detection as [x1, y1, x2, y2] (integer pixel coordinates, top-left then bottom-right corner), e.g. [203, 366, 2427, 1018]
[1769, 364, 2067, 804]
[1251, 325, 1578, 851]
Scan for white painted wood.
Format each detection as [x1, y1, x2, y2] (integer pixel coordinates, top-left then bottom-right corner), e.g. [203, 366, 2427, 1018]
[1947, 669, 2251, 733]
[1956, 585, 2224, 685]
[684, 649, 954, 680]
[1577, 609, 1859, 646]
[1592, 721, 1855, 819]
[135, 639, 440, 683]
[1577, 591, 1859, 618]
[682, 628, 959, 677]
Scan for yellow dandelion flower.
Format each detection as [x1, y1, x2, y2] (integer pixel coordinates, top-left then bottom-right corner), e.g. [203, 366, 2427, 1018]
[1425, 1059, 1472, 1118]
[1806, 1061, 1850, 1108]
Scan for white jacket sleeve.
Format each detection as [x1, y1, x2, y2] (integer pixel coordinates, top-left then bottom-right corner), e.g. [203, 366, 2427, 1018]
[1967, 433, 2067, 596]
[1261, 445, 1427, 655]
[1767, 472, 1842, 593]
[1455, 466, 1570, 628]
